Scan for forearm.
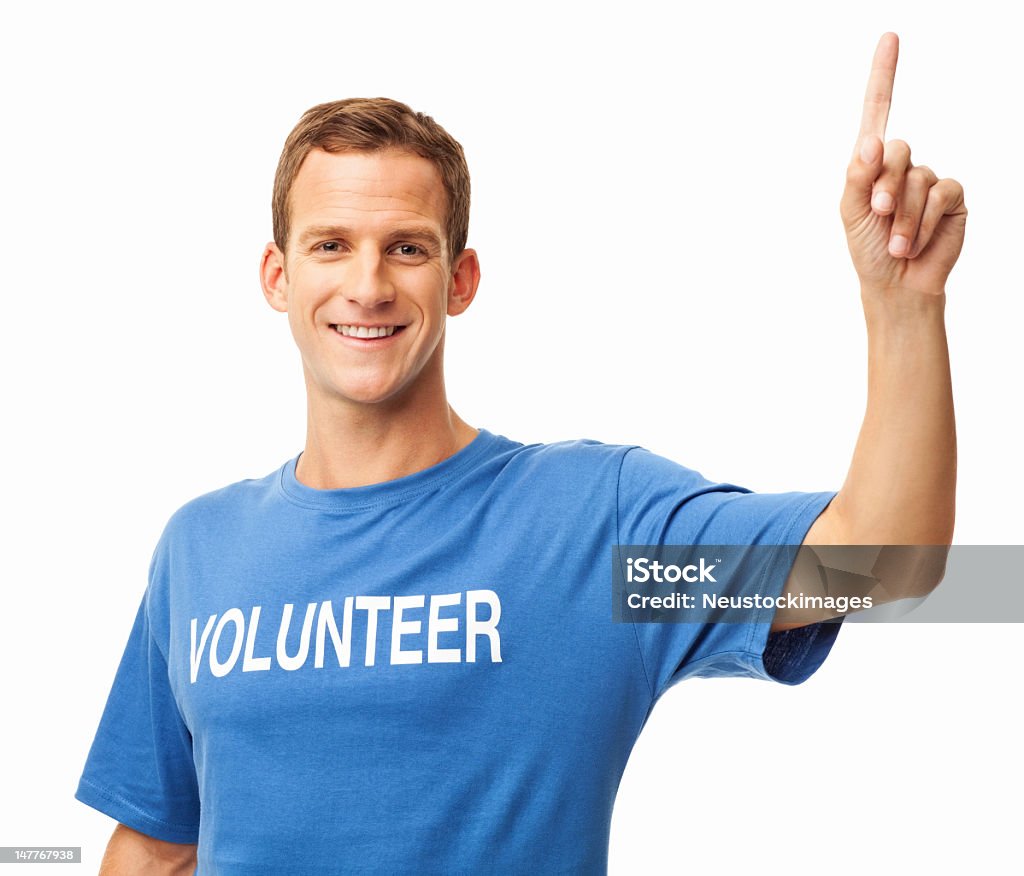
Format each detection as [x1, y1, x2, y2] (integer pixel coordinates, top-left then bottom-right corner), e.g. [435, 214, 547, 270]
[830, 286, 956, 544]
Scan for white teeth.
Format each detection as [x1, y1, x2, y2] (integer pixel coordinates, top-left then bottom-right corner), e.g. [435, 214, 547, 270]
[333, 325, 397, 338]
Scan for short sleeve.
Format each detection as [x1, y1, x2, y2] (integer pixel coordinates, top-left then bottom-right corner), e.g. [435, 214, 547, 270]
[74, 543, 201, 843]
[616, 446, 844, 701]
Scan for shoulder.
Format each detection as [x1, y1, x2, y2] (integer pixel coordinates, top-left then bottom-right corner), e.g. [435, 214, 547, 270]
[144, 464, 283, 628]
[495, 434, 641, 482]
[491, 433, 719, 493]
[617, 444, 721, 491]
[158, 462, 283, 547]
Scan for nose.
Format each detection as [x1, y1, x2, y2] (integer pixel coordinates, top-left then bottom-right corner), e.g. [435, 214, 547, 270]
[344, 246, 396, 309]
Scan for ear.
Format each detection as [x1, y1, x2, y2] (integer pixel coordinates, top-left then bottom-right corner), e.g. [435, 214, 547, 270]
[446, 248, 481, 317]
[260, 242, 289, 313]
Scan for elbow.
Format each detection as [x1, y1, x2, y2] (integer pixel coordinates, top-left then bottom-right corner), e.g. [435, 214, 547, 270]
[871, 544, 951, 599]
[825, 499, 954, 600]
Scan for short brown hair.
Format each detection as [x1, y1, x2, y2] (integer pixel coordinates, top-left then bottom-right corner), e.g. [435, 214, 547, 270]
[272, 97, 470, 266]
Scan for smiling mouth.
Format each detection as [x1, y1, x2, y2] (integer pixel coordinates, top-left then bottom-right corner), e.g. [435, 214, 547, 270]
[329, 324, 406, 339]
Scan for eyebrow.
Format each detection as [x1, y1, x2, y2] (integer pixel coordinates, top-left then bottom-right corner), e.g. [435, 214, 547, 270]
[296, 224, 443, 249]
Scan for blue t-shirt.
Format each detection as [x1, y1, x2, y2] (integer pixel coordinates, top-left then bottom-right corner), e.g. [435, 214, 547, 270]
[75, 429, 842, 874]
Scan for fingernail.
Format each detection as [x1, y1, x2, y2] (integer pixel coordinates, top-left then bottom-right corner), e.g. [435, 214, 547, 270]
[890, 235, 909, 256]
[872, 192, 894, 212]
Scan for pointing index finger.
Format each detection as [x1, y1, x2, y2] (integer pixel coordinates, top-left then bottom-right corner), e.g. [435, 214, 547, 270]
[859, 32, 899, 141]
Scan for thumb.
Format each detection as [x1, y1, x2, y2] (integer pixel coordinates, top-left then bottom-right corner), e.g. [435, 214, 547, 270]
[841, 134, 883, 222]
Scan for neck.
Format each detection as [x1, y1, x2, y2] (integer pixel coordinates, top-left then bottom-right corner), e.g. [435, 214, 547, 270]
[295, 367, 478, 490]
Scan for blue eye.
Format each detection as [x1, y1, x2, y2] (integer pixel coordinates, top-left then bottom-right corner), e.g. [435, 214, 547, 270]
[319, 242, 340, 253]
[395, 244, 421, 256]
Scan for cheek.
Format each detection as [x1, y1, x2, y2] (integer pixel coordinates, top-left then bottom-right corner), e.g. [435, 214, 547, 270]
[289, 268, 337, 322]
[417, 269, 452, 317]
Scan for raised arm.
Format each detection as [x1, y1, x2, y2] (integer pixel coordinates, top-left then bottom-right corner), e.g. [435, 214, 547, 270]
[773, 33, 966, 631]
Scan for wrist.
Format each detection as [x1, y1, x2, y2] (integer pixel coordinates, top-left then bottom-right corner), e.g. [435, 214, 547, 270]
[860, 284, 947, 331]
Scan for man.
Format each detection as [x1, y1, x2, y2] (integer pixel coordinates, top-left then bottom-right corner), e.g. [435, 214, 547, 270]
[75, 32, 963, 874]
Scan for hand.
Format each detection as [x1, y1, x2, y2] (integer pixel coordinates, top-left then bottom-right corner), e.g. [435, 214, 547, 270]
[840, 33, 967, 297]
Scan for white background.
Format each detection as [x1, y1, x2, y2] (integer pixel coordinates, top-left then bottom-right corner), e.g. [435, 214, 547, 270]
[2, 1, 1021, 873]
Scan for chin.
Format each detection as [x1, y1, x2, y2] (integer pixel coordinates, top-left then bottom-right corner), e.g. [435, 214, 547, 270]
[312, 360, 432, 408]
[336, 389, 395, 406]
[333, 380, 407, 407]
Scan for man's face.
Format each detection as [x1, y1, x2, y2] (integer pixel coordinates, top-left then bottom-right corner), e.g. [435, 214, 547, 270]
[261, 148, 478, 410]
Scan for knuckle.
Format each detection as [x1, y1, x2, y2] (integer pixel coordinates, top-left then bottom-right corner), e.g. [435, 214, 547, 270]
[884, 139, 911, 164]
[937, 178, 965, 202]
[865, 90, 891, 110]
